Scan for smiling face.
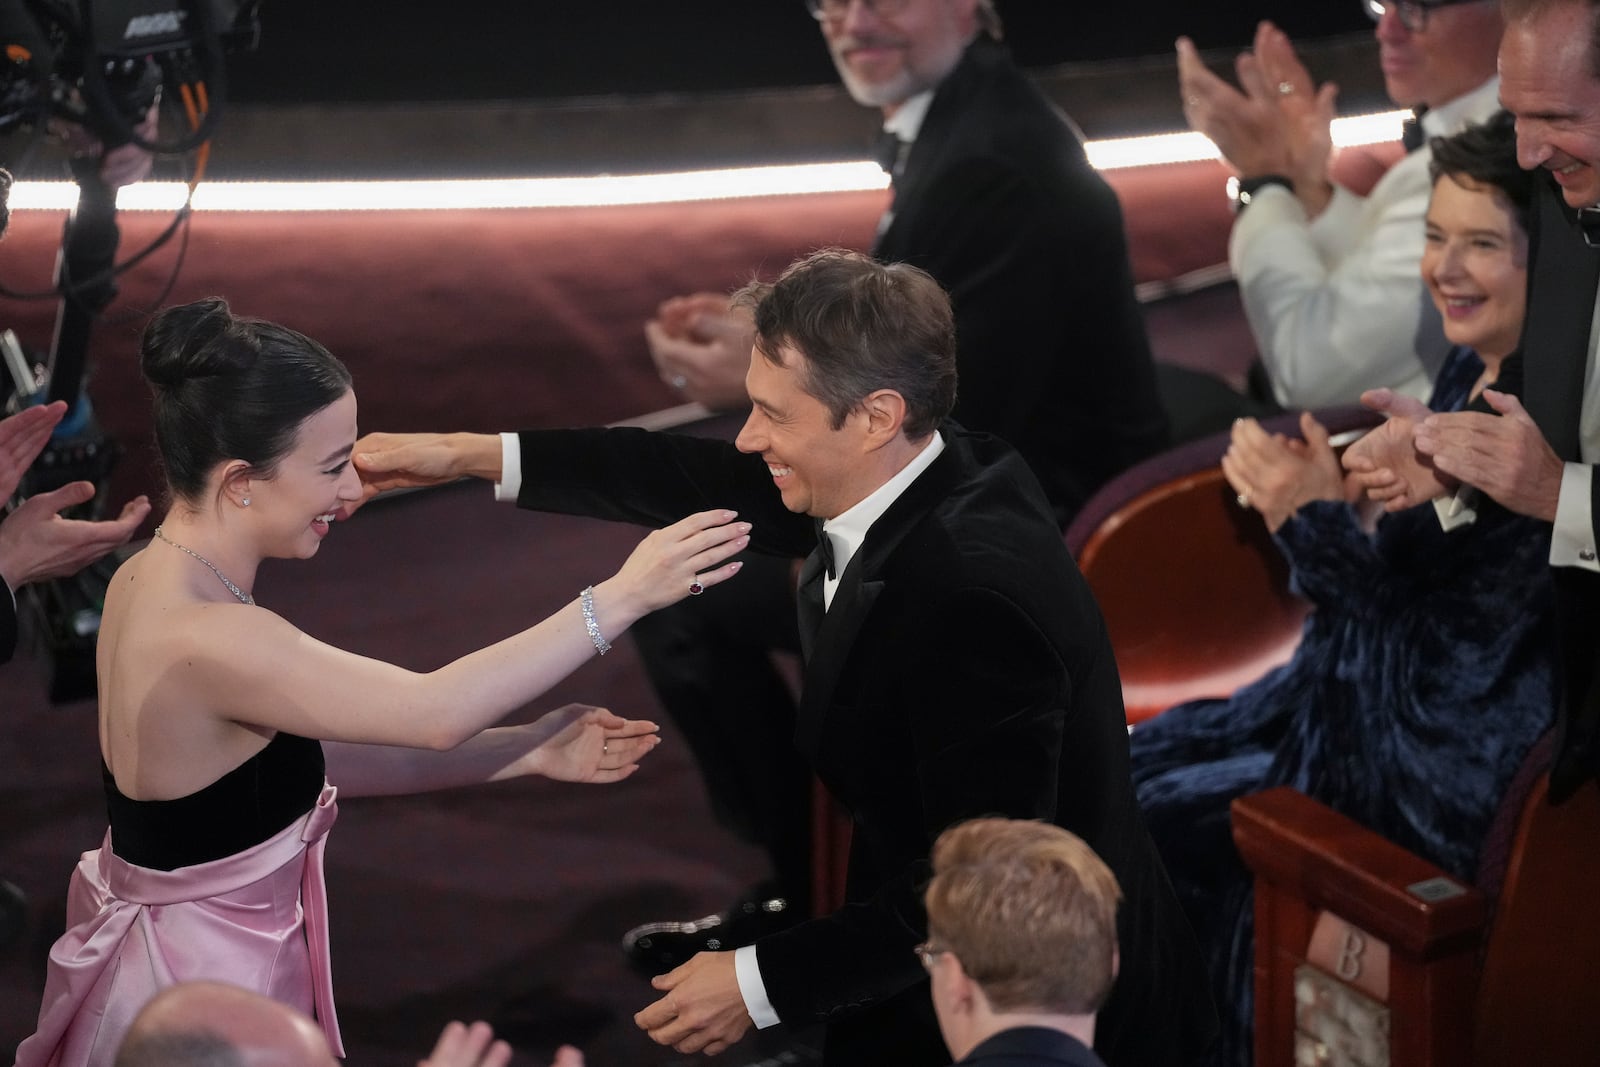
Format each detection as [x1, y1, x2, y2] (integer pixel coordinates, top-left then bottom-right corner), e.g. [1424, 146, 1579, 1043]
[253, 388, 362, 558]
[734, 344, 874, 519]
[1373, 0, 1501, 109]
[1422, 174, 1530, 363]
[820, 0, 979, 113]
[1500, 4, 1600, 209]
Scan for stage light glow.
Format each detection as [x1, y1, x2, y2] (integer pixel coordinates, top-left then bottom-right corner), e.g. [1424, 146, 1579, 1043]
[7, 110, 1408, 212]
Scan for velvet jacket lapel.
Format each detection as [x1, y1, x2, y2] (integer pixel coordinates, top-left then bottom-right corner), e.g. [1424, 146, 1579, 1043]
[794, 439, 957, 758]
[874, 38, 998, 260]
[1522, 177, 1600, 459]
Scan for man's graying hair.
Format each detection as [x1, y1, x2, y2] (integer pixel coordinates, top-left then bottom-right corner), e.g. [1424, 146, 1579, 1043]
[1501, 0, 1600, 77]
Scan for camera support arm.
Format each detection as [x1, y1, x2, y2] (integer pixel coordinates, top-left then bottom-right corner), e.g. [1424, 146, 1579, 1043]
[44, 156, 118, 417]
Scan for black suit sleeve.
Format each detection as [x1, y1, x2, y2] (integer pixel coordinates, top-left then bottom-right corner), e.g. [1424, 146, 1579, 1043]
[755, 585, 1073, 1022]
[513, 427, 815, 559]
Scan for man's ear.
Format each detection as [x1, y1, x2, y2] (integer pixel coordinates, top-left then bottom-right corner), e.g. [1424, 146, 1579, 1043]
[859, 388, 908, 450]
[943, 953, 981, 1015]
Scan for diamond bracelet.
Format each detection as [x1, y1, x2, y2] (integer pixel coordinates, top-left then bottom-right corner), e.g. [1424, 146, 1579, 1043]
[581, 585, 612, 656]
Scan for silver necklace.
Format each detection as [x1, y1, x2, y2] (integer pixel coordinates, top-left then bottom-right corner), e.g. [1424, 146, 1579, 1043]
[153, 525, 255, 606]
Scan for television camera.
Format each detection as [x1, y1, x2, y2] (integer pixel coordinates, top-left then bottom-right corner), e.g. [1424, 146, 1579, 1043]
[1, 0, 259, 700]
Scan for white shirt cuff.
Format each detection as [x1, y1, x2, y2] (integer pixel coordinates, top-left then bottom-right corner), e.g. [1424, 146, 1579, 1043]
[734, 945, 780, 1029]
[1551, 462, 1600, 571]
[495, 432, 522, 503]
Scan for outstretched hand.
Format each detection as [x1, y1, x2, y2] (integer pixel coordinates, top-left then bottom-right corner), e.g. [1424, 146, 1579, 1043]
[1, 403, 68, 502]
[352, 432, 505, 508]
[525, 703, 662, 784]
[1342, 388, 1451, 511]
[607, 509, 750, 617]
[0, 483, 150, 589]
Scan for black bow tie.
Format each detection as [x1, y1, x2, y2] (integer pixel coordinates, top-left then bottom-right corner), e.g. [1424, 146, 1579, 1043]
[1401, 106, 1428, 153]
[872, 129, 906, 175]
[1576, 205, 1600, 249]
[814, 519, 837, 580]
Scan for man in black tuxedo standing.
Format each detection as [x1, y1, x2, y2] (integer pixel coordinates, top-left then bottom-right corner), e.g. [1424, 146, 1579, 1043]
[1343, 0, 1600, 801]
[632, 0, 1168, 954]
[353, 251, 1213, 1067]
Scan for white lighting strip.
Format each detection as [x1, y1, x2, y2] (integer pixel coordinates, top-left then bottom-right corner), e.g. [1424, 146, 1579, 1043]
[8, 110, 1408, 213]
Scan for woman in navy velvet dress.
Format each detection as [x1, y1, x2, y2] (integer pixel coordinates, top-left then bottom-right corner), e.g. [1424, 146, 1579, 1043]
[1129, 112, 1555, 1066]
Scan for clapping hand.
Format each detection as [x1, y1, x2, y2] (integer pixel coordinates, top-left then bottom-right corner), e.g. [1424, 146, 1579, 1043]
[1222, 412, 1346, 532]
[644, 293, 757, 412]
[1177, 22, 1339, 214]
[0, 482, 150, 589]
[1413, 390, 1564, 522]
[0, 402, 66, 502]
[1342, 389, 1452, 511]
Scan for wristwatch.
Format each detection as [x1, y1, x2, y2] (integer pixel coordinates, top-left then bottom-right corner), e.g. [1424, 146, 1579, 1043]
[1227, 174, 1293, 214]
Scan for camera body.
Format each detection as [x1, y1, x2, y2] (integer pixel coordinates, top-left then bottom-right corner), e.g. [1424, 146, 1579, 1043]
[0, 0, 259, 144]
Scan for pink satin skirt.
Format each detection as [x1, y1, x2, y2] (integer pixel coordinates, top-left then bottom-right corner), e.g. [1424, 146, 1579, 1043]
[13, 782, 341, 1067]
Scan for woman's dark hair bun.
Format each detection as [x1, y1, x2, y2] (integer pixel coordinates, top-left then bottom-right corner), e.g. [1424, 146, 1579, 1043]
[140, 297, 250, 389]
[142, 297, 352, 503]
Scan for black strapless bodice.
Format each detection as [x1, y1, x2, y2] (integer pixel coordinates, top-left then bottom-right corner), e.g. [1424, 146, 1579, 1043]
[103, 731, 325, 871]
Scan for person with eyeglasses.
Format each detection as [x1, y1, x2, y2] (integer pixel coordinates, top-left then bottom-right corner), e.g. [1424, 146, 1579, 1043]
[626, 0, 1169, 1001]
[1160, 3, 1503, 440]
[921, 818, 1120, 1067]
[1343, 0, 1600, 805]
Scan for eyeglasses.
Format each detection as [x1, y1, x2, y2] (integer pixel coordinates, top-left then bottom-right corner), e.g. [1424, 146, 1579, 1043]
[913, 941, 949, 971]
[806, 0, 913, 23]
[1361, 0, 1489, 33]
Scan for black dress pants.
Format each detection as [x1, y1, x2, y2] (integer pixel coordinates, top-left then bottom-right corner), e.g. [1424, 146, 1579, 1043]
[630, 551, 814, 913]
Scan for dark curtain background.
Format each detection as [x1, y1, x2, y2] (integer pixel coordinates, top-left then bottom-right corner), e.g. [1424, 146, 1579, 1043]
[227, 1, 1370, 104]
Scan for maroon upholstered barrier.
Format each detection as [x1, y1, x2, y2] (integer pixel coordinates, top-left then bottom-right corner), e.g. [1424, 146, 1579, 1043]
[0, 146, 1399, 507]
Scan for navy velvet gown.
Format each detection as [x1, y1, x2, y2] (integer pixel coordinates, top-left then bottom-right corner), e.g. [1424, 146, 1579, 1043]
[1129, 347, 1557, 1067]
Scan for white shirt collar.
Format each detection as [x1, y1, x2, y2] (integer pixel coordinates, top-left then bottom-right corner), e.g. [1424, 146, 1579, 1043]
[1421, 76, 1500, 139]
[819, 431, 945, 606]
[883, 90, 935, 146]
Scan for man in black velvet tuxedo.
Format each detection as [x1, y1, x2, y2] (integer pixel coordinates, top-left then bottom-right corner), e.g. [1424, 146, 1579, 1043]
[353, 251, 1213, 1067]
[1344, 0, 1600, 802]
[924, 818, 1120, 1067]
[631, 0, 1168, 959]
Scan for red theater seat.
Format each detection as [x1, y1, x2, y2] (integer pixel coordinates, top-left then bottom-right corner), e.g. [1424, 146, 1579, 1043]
[1065, 407, 1377, 724]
